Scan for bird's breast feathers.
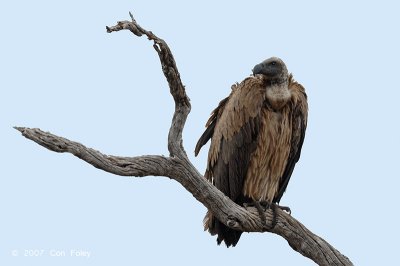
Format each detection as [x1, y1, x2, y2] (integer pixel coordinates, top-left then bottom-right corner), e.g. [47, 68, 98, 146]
[266, 84, 292, 111]
[243, 107, 292, 202]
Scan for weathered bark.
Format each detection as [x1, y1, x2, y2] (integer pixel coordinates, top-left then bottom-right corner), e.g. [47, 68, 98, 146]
[15, 13, 353, 266]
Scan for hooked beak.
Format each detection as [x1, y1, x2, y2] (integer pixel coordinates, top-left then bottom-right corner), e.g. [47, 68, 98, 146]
[252, 63, 263, 76]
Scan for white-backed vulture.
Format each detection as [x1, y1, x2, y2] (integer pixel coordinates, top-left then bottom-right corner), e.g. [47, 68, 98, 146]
[195, 57, 308, 247]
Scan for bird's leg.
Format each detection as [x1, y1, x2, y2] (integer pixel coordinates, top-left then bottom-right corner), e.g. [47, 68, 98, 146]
[269, 203, 292, 229]
[253, 201, 267, 227]
[244, 201, 276, 230]
[270, 203, 278, 229]
[260, 201, 279, 230]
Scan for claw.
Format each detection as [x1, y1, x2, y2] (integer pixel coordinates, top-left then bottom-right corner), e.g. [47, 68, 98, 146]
[274, 204, 291, 215]
[243, 201, 289, 230]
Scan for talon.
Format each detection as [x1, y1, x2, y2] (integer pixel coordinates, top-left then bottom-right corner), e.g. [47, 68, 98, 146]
[281, 206, 291, 214]
[274, 204, 291, 215]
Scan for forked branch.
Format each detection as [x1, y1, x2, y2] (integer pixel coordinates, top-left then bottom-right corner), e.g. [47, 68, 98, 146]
[15, 13, 353, 266]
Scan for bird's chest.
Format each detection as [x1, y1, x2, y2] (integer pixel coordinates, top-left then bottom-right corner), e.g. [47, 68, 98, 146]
[243, 108, 292, 202]
[266, 84, 291, 111]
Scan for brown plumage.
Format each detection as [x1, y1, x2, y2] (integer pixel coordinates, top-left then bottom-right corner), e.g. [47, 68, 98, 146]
[195, 57, 308, 247]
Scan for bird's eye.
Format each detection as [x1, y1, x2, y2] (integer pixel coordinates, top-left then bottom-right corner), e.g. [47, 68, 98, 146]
[271, 61, 276, 66]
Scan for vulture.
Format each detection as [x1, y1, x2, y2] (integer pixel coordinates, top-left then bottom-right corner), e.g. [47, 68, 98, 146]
[194, 57, 308, 247]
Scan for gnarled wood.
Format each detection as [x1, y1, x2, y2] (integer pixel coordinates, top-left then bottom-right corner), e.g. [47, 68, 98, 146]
[15, 13, 353, 266]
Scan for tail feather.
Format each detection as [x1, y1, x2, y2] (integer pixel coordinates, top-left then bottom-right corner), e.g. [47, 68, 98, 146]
[204, 210, 242, 247]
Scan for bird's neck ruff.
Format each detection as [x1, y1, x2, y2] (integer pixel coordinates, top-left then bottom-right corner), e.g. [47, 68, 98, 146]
[265, 79, 291, 110]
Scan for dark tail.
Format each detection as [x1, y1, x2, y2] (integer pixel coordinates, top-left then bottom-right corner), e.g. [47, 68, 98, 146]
[204, 211, 242, 247]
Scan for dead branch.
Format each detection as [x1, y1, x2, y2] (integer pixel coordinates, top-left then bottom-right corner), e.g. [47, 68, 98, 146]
[15, 13, 353, 266]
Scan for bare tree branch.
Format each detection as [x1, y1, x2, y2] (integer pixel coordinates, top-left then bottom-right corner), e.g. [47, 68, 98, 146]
[107, 12, 190, 159]
[14, 127, 171, 177]
[15, 13, 353, 266]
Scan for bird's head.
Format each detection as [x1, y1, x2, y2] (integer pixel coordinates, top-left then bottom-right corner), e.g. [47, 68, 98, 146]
[252, 57, 288, 82]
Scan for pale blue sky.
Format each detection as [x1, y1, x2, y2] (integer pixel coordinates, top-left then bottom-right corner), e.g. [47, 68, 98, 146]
[1, 1, 399, 265]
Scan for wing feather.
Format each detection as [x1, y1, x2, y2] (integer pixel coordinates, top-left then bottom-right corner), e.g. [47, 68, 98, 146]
[194, 96, 229, 156]
[202, 76, 266, 200]
[216, 116, 260, 199]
